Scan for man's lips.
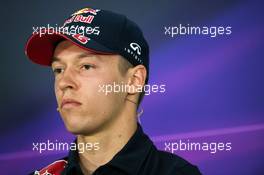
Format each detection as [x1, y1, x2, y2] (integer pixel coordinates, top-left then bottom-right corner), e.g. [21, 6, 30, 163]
[61, 99, 82, 109]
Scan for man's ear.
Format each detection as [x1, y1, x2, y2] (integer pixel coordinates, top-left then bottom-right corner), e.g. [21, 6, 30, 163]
[127, 65, 147, 95]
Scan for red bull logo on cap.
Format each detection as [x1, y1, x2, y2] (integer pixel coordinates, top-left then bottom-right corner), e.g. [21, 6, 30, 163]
[71, 7, 100, 16]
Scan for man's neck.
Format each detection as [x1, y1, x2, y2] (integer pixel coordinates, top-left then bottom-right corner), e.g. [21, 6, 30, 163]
[77, 104, 138, 175]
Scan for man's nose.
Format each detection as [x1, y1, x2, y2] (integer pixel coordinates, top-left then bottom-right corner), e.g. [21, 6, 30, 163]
[57, 68, 78, 91]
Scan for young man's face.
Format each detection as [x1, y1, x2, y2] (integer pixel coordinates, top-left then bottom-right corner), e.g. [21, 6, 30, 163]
[52, 40, 128, 135]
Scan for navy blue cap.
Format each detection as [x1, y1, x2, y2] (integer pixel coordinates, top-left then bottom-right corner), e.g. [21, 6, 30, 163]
[25, 7, 149, 82]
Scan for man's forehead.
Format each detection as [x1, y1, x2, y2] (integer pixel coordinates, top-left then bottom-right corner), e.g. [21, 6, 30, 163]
[52, 52, 98, 62]
[52, 40, 121, 64]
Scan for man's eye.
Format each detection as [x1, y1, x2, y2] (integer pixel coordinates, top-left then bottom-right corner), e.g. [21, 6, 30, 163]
[53, 68, 64, 75]
[81, 64, 94, 70]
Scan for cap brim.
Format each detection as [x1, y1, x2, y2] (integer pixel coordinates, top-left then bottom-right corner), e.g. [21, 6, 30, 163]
[25, 32, 116, 66]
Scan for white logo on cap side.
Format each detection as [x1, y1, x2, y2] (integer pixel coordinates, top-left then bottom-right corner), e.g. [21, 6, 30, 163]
[130, 43, 141, 55]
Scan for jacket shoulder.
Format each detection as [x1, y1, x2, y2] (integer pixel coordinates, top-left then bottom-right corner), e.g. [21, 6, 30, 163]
[157, 150, 202, 175]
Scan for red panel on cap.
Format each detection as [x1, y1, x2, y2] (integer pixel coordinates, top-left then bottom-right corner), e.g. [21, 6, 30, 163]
[25, 34, 63, 66]
[25, 31, 115, 66]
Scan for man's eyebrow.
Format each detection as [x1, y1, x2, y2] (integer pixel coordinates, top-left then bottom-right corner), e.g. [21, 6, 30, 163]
[51, 56, 60, 63]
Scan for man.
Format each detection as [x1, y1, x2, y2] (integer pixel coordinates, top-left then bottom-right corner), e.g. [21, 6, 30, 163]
[25, 7, 202, 175]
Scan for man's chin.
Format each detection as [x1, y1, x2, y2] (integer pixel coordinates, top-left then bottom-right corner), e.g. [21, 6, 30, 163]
[64, 122, 100, 136]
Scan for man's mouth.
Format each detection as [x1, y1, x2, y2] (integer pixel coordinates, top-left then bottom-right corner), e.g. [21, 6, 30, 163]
[61, 99, 82, 109]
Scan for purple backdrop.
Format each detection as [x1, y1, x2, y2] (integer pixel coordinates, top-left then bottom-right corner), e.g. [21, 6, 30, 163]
[1, 1, 263, 174]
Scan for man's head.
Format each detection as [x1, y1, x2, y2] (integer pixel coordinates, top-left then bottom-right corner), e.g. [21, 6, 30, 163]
[25, 7, 149, 135]
[52, 40, 146, 134]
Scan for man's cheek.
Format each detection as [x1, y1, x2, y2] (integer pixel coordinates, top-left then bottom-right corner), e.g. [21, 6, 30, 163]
[54, 82, 60, 95]
[54, 89, 62, 104]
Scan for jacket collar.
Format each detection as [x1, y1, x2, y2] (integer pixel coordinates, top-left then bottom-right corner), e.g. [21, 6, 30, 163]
[63, 123, 154, 175]
[107, 123, 154, 174]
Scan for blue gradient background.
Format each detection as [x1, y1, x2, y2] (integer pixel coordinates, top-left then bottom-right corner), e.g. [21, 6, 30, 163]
[1, 0, 264, 174]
